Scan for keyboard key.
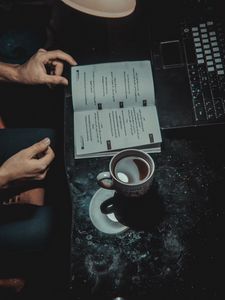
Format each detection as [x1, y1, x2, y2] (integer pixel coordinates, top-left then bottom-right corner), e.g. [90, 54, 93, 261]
[209, 72, 220, 87]
[201, 28, 207, 33]
[214, 99, 225, 118]
[193, 32, 200, 37]
[210, 36, 217, 41]
[192, 27, 199, 32]
[195, 42, 201, 47]
[194, 106, 207, 121]
[201, 33, 208, 38]
[215, 58, 222, 63]
[218, 70, 224, 75]
[204, 49, 211, 54]
[202, 38, 209, 43]
[206, 55, 213, 60]
[208, 66, 215, 72]
[197, 53, 204, 58]
[209, 31, 216, 36]
[216, 64, 223, 69]
[205, 98, 216, 119]
[198, 59, 205, 64]
[213, 47, 219, 52]
[200, 23, 206, 28]
[207, 113, 216, 120]
[211, 41, 218, 47]
[207, 61, 213, 66]
[196, 48, 203, 53]
[207, 21, 214, 26]
[194, 37, 201, 42]
[203, 44, 210, 49]
[213, 53, 220, 57]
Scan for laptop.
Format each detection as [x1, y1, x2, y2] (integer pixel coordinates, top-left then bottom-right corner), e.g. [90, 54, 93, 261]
[146, 0, 225, 132]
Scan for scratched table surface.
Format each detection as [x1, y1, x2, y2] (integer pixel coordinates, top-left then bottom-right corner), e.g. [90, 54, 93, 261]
[64, 92, 225, 300]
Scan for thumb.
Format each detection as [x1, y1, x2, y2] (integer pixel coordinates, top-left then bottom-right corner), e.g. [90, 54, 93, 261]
[28, 138, 51, 157]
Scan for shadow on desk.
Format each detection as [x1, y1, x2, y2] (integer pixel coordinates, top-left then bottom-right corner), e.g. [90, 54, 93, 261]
[107, 181, 165, 232]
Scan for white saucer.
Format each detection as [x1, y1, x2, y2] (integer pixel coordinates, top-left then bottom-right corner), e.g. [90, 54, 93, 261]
[89, 188, 129, 234]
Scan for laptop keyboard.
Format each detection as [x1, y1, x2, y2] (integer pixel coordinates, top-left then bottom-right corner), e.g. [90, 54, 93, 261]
[182, 20, 225, 122]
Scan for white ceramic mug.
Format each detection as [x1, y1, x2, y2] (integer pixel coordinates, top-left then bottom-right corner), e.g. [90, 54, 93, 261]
[97, 149, 155, 198]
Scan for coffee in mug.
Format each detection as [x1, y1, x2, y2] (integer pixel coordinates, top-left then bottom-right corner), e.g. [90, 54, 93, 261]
[113, 156, 151, 184]
[97, 149, 155, 198]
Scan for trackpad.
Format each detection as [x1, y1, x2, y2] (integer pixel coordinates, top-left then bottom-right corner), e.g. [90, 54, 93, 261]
[160, 40, 184, 69]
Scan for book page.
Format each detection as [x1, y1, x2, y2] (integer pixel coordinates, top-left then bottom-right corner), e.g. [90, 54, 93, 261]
[74, 106, 161, 156]
[71, 60, 155, 112]
[75, 145, 161, 159]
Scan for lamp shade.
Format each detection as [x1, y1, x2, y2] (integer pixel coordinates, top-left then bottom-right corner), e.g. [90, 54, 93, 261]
[61, 0, 136, 18]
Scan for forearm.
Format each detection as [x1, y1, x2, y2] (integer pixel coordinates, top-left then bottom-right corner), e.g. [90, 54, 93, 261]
[0, 62, 20, 83]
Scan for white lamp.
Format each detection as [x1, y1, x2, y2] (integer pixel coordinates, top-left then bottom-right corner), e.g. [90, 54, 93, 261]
[60, 0, 136, 18]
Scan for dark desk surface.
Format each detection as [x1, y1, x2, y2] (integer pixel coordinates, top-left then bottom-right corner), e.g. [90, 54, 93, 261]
[59, 2, 225, 299]
[64, 94, 225, 300]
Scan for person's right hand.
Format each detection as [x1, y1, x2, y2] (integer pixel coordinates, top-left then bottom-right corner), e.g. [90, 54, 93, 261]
[17, 48, 77, 86]
[0, 138, 55, 188]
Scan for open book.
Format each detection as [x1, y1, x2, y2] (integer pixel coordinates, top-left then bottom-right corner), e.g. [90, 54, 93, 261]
[71, 60, 162, 159]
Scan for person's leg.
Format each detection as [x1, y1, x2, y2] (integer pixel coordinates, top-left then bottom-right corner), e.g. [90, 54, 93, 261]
[0, 205, 55, 252]
[0, 278, 25, 293]
[0, 205, 55, 292]
[0, 128, 57, 292]
[0, 117, 5, 129]
[2, 184, 45, 206]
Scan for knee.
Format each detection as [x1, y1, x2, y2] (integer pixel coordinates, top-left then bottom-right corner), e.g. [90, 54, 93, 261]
[24, 206, 55, 251]
[0, 206, 55, 252]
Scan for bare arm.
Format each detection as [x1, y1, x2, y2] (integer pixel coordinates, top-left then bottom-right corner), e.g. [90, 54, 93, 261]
[0, 62, 20, 82]
[0, 48, 77, 85]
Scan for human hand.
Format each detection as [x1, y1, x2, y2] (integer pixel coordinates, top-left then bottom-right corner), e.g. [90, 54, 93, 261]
[16, 48, 77, 85]
[0, 138, 55, 188]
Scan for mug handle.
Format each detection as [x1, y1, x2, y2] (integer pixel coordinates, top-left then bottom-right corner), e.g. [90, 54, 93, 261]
[100, 197, 115, 214]
[97, 172, 114, 189]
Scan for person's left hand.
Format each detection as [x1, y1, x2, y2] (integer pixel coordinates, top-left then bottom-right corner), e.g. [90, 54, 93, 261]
[16, 48, 77, 86]
[0, 138, 55, 188]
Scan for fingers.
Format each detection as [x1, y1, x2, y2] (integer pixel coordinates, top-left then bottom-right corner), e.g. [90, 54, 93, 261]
[45, 61, 68, 85]
[35, 170, 48, 180]
[33, 147, 54, 181]
[44, 74, 68, 85]
[27, 49, 76, 86]
[27, 138, 51, 157]
[38, 48, 47, 53]
[0, 138, 55, 185]
[52, 61, 63, 76]
[31, 145, 55, 180]
[38, 146, 55, 167]
[41, 49, 77, 66]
